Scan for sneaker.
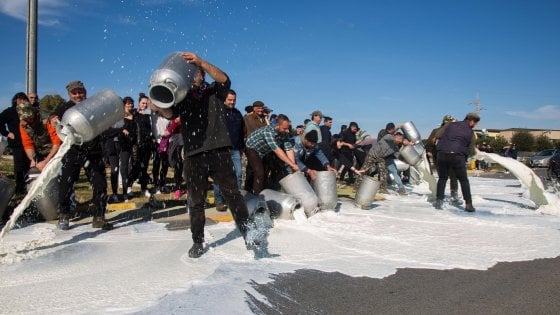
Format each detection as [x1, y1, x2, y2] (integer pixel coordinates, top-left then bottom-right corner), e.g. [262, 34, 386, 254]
[127, 187, 132, 194]
[188, 242, 204, 258]
[92, 216, 113, 230]
[434, 200, 444, 210]
[143, 190, 151, 198]
[58, 214, 70, 230]
[215, 203, 227, 212]
[465, 203, 476, 212]
[398, 187, 407, 195]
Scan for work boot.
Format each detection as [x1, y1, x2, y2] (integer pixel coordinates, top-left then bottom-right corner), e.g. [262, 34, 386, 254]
[215, 203, 227, 212]
[92, 216, 113, 230]
[188, 242, 204, 258]
[434, 200, 444, 210]
[398, 187, 407, 196]
[465, 203, 476, 212]
[58, 214, 70, 230]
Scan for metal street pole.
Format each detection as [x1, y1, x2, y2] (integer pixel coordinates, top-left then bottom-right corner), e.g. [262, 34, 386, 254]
[27, 0, 38, 94]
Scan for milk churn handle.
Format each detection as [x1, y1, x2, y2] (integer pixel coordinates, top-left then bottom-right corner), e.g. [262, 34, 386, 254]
[164, 78, 177, 90]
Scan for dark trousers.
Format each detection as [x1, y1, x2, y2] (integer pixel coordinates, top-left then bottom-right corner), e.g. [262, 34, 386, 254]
[184, 148, 249, 243]
[433, 154, 458, 192]
[128, 145, 151, 190]
[436, 152, 472, 204]
[59, 150, 107, 216]
[119, 150, 131, 192]
[339, 148, 355, 184]
[107, 153, 120, 195]
[152, 150, 169, 188]
[11, 147, 30, 194]
[245, 148, 268, 194]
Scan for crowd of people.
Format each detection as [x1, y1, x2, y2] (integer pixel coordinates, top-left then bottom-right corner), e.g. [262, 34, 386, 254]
[0, 51, 482, 257]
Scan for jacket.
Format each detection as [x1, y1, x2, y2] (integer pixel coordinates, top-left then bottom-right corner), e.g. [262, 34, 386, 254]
[292, 135, 329, 172]
[174, 77, 232, 157]
[0, 106, 23, 148]
[436, 120, 475, 157]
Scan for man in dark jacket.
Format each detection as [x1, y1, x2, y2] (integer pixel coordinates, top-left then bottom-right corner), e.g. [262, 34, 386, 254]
[319, 116, 333, 164]
[212, 89, 245, 212]
[0, 92, 31, 194]
[426, 115, 459, 199]
[434, 112, 480, 212]
[54, 81, 113, 230]
[150, 52, 255, 258]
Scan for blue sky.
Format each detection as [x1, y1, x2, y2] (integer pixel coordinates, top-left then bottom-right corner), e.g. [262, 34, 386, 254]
[1, 0, 559, 137]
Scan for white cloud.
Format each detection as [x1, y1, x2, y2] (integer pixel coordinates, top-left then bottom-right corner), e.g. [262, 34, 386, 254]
[0, 0, 66, 26]
[505, 105, 560, 120]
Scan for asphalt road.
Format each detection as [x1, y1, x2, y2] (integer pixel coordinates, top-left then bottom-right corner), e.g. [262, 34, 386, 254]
[247, 168, 560, 314]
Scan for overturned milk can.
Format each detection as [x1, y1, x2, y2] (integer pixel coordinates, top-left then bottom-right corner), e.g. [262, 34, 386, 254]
[354, 175, 381, 210]
[259, 189, 302, 220]
[240, 190, 273, 229]
[311, 171, 338, 210]
[279, 172, 319, 217]
[149, 52, 198, 108]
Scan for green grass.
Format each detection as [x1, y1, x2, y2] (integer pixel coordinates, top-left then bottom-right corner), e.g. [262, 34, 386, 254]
[1, 154, 182, 212]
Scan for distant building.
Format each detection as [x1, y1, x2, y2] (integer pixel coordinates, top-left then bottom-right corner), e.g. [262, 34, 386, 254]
[474, 128, 560, 143]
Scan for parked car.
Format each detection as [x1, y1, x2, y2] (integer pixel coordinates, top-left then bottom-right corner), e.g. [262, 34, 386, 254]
[547, 151, 560, 179]
[527, 149, 559, 168]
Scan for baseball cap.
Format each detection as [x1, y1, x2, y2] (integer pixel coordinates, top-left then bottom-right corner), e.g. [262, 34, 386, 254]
[252, 100, 265, 107]
[66, 80, 85, 93]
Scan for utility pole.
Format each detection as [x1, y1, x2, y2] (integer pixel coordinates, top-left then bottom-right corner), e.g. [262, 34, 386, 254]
[470, 92, 485, 114]
[27, 0, 38, 94]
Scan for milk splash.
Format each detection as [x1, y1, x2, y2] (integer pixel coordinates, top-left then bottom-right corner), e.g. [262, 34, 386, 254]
[476, 150, 552, 207]
[0, 133, 75, 239]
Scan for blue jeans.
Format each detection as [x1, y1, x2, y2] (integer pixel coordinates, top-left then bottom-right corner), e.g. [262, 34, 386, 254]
[213, 149, 242, 204]
[387, 160, 404, 189]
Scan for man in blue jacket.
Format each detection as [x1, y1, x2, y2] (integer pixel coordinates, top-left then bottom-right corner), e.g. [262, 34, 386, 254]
[292, 130, 336, 181]
[434, 112, 480, 212]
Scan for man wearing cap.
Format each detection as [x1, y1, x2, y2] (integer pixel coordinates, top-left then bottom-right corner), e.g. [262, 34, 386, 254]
[292, 130, 336, 181]
[434, 112, 480, 212]
[245, 114, 299, 194]
[17, 101, 61, 171]
[53, 80, 113, 230]
[243, 100, 269, 192]
[304, 110, 323, 144]
[244, 100, 268, 138]
[426, 115, 459, 200]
